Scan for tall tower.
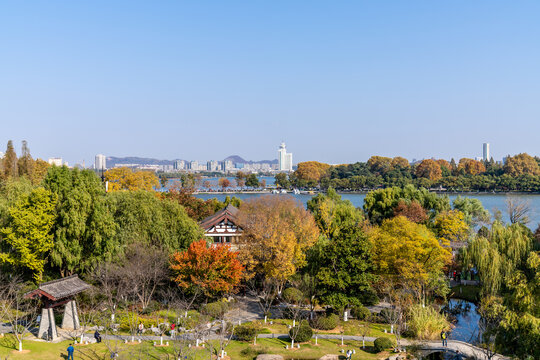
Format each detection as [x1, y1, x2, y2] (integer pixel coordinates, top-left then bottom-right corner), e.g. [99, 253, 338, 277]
[278, 142, 293, 171]
[483, 143, 490, 161]
[95, 154, 106, 170]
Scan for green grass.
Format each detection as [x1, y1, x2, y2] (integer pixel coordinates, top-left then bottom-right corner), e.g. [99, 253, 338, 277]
[0, 335, 390, 360]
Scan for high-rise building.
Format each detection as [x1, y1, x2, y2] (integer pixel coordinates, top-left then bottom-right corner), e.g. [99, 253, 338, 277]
[207, 160, 219, 171]
[483, 143, 490, 161]
[174, 160, 186, 170]
[48, 157, 63, 166]
[278, 142, 293, 172]
[95, 154, 106, 170]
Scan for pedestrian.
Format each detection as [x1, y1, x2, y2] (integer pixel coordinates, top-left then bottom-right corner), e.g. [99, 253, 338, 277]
[67, 343, 75, 360]
[440, 330, 447, 347]
[170, 322, 176, 336]
[137, 322, 144, 335]
[94, 330, 102, 343]
[346, 349, 352, 359]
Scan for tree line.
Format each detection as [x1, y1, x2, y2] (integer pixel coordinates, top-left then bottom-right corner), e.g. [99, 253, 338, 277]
[276, 153, 540, 192]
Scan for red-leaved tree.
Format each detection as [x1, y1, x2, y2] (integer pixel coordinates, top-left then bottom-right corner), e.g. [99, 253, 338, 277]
[170, 240, 244, 297]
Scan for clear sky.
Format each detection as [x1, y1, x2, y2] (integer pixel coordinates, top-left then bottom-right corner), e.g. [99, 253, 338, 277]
[1, 1, 539, 166]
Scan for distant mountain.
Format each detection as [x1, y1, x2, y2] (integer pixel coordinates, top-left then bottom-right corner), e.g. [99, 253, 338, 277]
[107, 155, 277, 167]
[223, 155, 278, 164]
[106, 156, 176, 167]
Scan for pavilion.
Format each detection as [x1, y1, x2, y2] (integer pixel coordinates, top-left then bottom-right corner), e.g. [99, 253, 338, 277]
[25, 274, 91, 340]
[200, 204, 242, 247]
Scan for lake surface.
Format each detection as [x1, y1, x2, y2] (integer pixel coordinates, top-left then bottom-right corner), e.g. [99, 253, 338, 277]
[445, 299, 481, 343]
[195, 192, 540, 228]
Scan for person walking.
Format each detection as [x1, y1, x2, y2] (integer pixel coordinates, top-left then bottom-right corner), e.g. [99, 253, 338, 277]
[346, 349, 352, 359]
[67, 343, 75, 360]
[440, 330, 447, 347]
[137, 322, 144, 335]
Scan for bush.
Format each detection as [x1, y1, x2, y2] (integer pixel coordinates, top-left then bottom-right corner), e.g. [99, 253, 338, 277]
[359, 288, 379, 306]
[201, 301, 229, 318]
[310, 313, 339, 330]
[374, 337, 394, 352]
[289, 322, 313, 343]
[234, 324, 259, 342]
[351, 305, 371, 320]
[407, 304, 449, 340]
[379, 308, 397, 323]
[282, 287, 303, 304]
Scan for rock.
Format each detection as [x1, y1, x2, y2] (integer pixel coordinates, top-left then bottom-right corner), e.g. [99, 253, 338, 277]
[319, 355, 340, 360]
[256, 355, 284, 360]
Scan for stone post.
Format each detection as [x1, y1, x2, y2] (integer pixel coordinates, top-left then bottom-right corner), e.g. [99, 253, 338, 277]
[61, 300, 80, 330]
[38, 307, 58, 340]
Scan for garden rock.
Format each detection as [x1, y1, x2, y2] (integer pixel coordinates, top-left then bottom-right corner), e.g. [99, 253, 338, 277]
[319, 355, 340, 360]
[256, 355, 284, 360]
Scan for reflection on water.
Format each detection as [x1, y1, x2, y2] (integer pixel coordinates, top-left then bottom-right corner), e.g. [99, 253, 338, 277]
[443, 299, 481, 343]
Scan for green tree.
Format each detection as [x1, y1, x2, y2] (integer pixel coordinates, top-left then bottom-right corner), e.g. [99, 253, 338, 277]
[17, 140, 34, 180]
[2, 140, 18, 180]
[107, 190, 203, 253]
[43, 166, 117, 276]
[0, 187, 56, 281]
[274, 173, 290, 189]
[245, 173, 259, 188]
[363, 184, 450, 224]
[311, 226, 376, 310]
[452, 196, 490, 226]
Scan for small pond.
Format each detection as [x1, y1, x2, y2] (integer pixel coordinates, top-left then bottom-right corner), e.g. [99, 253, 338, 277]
[444, 299, 481, 343]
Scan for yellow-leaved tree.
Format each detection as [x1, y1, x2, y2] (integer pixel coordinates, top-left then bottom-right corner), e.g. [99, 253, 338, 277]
[236, 195, 319, 290]
[369, 216, 452, 302]
[104, 167, 159, 191]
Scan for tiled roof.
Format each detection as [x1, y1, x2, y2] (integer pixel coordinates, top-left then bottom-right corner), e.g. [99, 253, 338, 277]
[26, 275, 91, 301]
[199, 204, 239, 231]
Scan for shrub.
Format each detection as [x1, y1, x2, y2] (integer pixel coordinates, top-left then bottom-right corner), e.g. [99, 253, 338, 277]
[379, 308, 397, 323]
[282, 287, 303, 304]
[310, 313, 339, 330]
[351, 305, 371, 320]
[201, 301, 228, 318]
[374, 337, 394, 352]
[407, 304, 449, 340]
[289, 322, 313, 342]
[234, 324, 259, 342]
[359, 288, 379, 306]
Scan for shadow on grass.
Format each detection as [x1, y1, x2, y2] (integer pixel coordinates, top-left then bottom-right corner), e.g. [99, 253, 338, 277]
[0, 335, 17, 351]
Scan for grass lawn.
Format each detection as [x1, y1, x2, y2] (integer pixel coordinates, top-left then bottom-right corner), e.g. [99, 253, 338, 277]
[0, 335, 392, 360]
[254, 319, 396, 339]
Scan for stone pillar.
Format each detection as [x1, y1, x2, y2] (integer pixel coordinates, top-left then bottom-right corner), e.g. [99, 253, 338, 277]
[61, 300, 80, 330]
[37, 307, 58, 340]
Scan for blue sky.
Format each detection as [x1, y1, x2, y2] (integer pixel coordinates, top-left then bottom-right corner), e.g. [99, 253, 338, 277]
[1, 1, 539, 166]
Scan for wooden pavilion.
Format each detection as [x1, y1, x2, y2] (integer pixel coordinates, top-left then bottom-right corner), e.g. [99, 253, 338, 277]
[200, 204, 242, 247]
[25, 274, 91, 340]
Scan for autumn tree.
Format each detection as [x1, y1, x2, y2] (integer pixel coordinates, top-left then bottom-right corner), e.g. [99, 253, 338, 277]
[393, 200, 428, 223]
[503, 153, 540, 176]
[294, 161, 331, 187]
[369, 216, 452, 302]
[390, 157, 410, 170]
[218, 177, 231, 190]
[367, 156, 392, 174]
[104, 167, 159, 191]
[236, 195, 319, 288]
[458, 158, 486, 175]
[0, 187, 56, 281]
[32, 159, 50, 185]
[415, 159, 442, 181]
[235, 171, 246, 188]
[433, 210, 470, 244]
[171, 239, 243, 297]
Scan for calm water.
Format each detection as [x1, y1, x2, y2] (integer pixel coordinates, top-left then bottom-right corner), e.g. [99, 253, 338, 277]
[445, 299, 481, 343]
[195, 191, 540, 228]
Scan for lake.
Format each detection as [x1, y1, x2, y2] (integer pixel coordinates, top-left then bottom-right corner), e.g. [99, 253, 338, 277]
[194, 191, 540, 228]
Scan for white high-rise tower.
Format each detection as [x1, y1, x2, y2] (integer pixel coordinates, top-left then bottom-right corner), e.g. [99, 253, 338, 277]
[95, 154, 106, 170]
[278, 142, 293, 172]
[483, 143, 490, 161]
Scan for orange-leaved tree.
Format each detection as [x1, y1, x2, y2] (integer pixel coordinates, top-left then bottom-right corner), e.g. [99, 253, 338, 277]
[170, 240, 244, 297]
[415, 159, 442, 181]
[105, 167, 159, 191]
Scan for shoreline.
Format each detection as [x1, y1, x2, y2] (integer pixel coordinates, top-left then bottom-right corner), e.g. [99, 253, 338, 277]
[193, 190, 540, 196]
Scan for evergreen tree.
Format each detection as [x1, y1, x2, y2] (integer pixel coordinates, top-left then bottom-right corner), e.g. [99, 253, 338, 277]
[2, 140, 18, 180]
[17, 140, 34, 180]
